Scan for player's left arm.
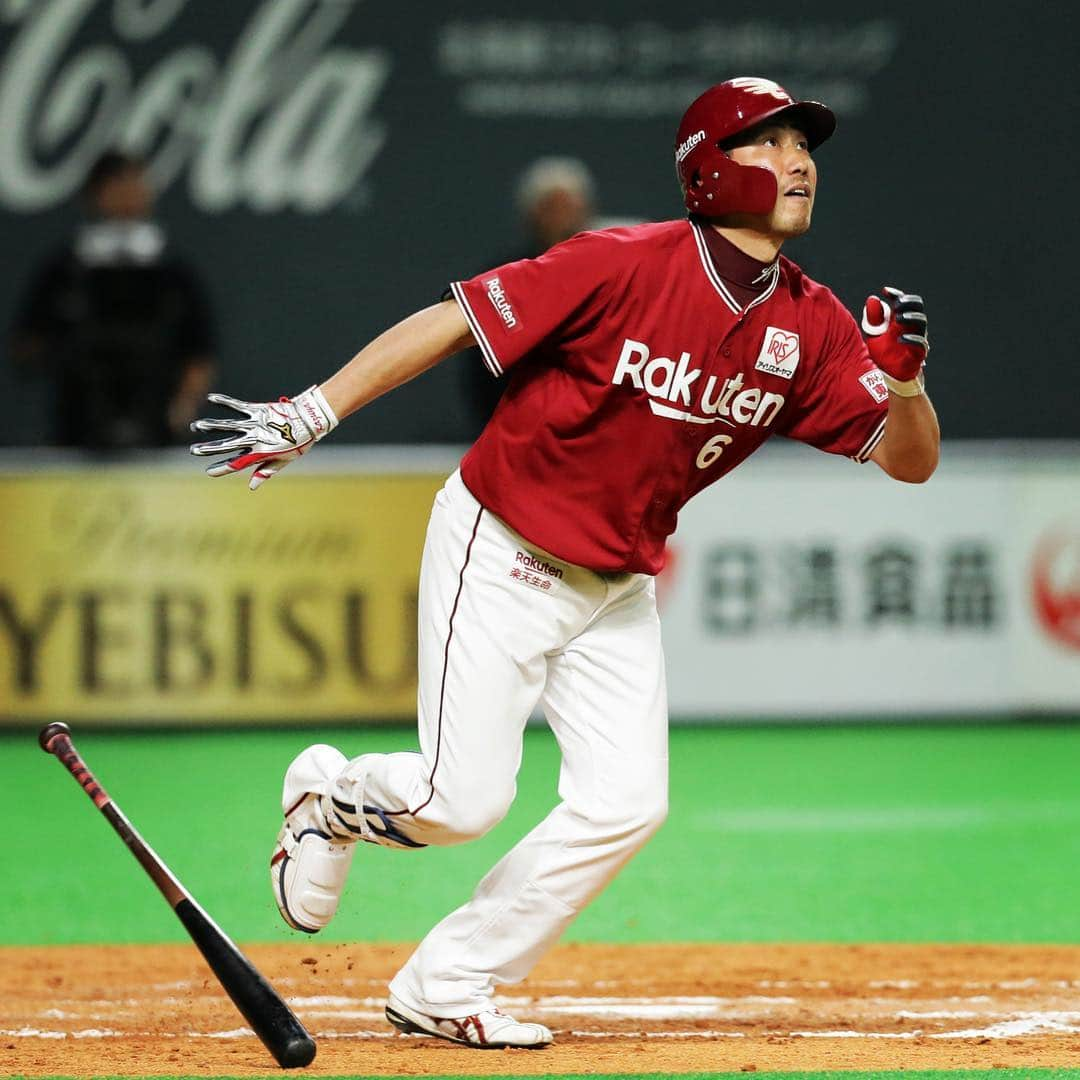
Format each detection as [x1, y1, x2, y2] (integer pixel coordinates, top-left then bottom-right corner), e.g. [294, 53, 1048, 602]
[862, 287, 940, 483]
[869, 389, 939, 483]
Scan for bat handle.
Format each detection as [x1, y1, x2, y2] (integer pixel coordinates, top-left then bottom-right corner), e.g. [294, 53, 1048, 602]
[39, 722, 112, 810]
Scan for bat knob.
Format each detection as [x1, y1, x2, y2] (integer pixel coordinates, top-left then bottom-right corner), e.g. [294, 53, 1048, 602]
[38, 722, 72, 754]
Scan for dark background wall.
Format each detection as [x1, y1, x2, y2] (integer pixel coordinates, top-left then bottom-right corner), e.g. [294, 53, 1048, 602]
[2, 0, 1077, 443]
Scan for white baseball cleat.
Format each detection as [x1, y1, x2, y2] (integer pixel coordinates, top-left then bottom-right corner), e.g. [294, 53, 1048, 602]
[385, 991, 553, 1049]
[270, 745, 356, 933]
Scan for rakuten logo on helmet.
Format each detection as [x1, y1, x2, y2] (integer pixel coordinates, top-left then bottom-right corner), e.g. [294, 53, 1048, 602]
[675, 130, 706, 163]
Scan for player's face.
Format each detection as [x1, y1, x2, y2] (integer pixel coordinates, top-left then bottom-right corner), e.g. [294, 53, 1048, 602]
[727, 123, 817, 238]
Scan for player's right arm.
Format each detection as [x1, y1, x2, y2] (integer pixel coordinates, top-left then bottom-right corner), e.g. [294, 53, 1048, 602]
[320, 299, 474, 420]
[190, 300, 473, 490]
[193, 228, 619, 489]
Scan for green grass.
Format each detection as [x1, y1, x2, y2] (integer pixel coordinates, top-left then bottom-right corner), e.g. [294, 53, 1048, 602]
[9, 723, 1080, 946]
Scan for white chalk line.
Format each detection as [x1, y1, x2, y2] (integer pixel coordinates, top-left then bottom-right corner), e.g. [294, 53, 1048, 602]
[14, 983, 1080, 1045]
[35, 981, 1080, 1012]
[29, 1001, 1063, 1026]
[19, 993, 803, 1026]
[8, 1011, 1080, 1042]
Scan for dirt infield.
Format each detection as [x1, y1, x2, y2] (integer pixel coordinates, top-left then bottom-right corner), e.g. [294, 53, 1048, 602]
[3, 941, 1080, 1074]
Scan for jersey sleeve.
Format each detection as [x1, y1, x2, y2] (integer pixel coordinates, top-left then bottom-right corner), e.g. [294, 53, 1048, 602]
[449, 230, 618, 377]
[777, 295, 889, 462]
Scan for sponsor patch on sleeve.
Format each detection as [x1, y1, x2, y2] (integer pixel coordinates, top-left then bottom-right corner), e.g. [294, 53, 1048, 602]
[484, 276, 522, 334]
[859, 368, 889, 403]
[754, 326, 800, 379]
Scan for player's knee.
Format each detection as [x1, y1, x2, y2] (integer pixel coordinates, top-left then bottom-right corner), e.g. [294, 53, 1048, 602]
[455, 803, 510, 841]
[581, 784, 668, 847]
[626, 791, 668, 840]
[644, 791, 669, 832]
[617, 775, 669, 839]
[416, 781, 515, 843]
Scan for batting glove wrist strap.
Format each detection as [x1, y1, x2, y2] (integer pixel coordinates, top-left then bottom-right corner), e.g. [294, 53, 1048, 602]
[882, 371, 926, 398]
[861, 285, 929, 384]
[292, 385, 339, 439]
[190, 385, 338, 491]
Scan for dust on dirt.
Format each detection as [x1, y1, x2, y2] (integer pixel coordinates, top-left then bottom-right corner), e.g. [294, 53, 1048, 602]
[3, 941, 1079, 1074]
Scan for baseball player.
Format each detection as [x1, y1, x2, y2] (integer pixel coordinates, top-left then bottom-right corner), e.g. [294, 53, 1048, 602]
[191, 77, 938, 1049]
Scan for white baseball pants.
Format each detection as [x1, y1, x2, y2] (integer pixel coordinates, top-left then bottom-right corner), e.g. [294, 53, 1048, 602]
[326, 469, 668, 1015]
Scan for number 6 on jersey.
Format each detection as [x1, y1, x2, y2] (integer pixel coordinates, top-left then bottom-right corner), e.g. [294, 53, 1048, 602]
[696, 433, 733, 469]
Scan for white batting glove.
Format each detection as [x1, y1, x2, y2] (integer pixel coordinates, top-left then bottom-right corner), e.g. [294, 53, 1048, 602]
[190, 386, 338, 490]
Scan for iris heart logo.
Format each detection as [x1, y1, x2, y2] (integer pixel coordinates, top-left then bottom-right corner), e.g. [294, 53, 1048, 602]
[767, 331, 798, 362]
[755, 327, 801, 379]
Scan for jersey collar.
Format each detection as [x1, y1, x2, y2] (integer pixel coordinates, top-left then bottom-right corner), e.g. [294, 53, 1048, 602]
[689, 219, 780, 316]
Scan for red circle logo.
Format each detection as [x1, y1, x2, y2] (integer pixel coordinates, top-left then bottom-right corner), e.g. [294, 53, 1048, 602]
[1032, 532, 1080, 651]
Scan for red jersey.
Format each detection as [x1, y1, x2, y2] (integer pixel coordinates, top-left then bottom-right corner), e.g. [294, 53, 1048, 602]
[452, 219, 887, 575]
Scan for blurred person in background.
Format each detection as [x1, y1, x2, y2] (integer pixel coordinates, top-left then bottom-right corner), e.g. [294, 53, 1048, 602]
[9, 152, 216, 450]
[516, 156, 596, 254]
[461, 157, 596, 437]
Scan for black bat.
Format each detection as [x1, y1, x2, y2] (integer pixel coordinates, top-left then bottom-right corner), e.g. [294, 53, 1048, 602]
[38, 722, 316, 1069]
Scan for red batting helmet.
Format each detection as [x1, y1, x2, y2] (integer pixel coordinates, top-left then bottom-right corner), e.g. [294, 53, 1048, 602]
[675, 77, 836, 217]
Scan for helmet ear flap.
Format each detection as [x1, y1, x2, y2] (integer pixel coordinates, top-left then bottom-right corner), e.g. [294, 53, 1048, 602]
[681, 146, 777, 217]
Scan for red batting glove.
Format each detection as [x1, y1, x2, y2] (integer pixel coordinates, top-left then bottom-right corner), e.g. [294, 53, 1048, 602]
[861, 286, 929, 395]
